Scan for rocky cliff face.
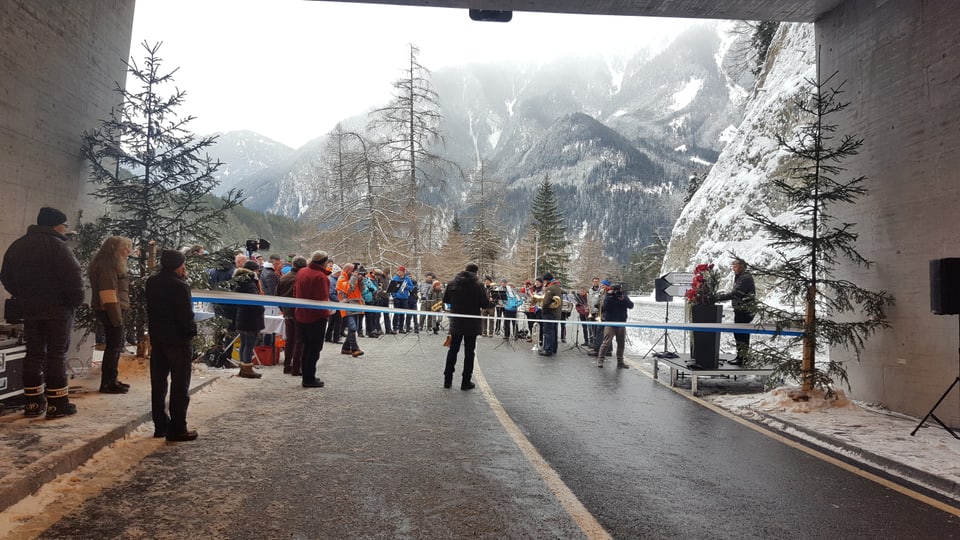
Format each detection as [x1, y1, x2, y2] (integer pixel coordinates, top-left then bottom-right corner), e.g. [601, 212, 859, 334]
[661, 23, 816, 286]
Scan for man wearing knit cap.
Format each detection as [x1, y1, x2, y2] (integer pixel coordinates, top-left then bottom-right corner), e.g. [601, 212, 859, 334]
[146, 249, 199, 441]
[1, 207, 84, 418]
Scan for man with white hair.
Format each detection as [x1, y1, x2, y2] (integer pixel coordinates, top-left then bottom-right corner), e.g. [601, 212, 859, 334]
[294, 251, 332, 388]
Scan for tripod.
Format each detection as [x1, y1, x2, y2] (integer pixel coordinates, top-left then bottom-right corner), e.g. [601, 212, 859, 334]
[643, 301, 678, 359]
[911, 320, 960, 439]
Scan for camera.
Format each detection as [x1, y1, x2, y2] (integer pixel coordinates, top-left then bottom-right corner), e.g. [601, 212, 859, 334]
[607, 283, 624, 297]
[245, 238, 271, 256]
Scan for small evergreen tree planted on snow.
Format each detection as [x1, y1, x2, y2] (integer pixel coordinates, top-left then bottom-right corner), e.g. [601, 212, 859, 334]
[746, 68, 894, 394]
[81, 41, 243, 356]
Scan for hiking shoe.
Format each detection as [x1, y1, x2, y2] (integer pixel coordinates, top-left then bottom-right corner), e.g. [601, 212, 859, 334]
[352, 350, 364, 357]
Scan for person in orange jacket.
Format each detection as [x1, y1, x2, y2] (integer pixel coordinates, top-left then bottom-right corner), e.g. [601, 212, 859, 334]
[336, 263, 365, 358]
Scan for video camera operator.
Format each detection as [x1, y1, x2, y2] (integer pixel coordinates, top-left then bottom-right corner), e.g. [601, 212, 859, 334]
[589, 283, 634, 369]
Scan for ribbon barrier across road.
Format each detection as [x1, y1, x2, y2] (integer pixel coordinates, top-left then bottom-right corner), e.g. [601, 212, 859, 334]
[191, 290, 803, 337]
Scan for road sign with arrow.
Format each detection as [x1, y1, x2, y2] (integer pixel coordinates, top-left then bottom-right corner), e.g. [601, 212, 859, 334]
[655, 271, 694, 302]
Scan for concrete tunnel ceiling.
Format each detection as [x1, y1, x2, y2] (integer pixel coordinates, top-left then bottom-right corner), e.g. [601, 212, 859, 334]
[316, 0, 846, 22]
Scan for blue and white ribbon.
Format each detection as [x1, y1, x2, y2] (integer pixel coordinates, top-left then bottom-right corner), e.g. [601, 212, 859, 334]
[192, 290, 803, 337]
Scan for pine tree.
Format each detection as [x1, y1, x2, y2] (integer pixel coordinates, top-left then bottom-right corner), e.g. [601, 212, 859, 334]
[81, 41, 243, 355]
[750, 21, 780, 76]
[746, 68, 894, 394]
[529, 176, 569, 283]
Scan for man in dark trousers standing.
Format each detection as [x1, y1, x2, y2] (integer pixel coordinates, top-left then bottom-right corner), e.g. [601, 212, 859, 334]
[442, 263, 491, 390]
[539, 272, 562, 356]
[1, 207, 84, 419]
[295, 251, 332, 388]
[145, 250, 198, 441]
[593, 283, 634, 369]
[716, 258, 757, 365]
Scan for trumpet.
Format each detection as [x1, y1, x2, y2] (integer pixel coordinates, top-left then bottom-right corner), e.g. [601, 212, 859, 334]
[431, 300, 445, 312]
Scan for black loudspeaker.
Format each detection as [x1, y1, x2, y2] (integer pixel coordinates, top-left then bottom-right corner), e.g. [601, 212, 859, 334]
[930, 258, 960, 315]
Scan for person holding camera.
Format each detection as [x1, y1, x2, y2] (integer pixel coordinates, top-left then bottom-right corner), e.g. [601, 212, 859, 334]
[590, 283, 634, 368]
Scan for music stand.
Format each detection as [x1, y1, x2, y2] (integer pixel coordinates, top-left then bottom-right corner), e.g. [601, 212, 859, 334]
[490, 290, 507, 302]
[911, 320, 960, 439]
[386, 281, 401, 294]
[565, 316, 585, 351]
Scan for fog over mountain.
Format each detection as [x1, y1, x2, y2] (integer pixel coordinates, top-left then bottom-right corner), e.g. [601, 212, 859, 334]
[207, 21, 756, 264]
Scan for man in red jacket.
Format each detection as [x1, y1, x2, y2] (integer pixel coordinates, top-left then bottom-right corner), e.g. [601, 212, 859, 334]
[294, 251, 331, 388]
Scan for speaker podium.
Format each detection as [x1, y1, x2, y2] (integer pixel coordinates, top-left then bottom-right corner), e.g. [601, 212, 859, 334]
[912, 259, 960, 439]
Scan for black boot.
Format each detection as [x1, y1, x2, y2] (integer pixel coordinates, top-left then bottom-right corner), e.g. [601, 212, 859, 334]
[443, 374, 452, 389]
[45, 388, 77, 419]
[23, 385, 45, 417]
[461, 379, 475, 391]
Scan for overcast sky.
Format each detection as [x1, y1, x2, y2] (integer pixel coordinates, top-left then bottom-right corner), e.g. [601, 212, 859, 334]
[130, 0, 700, 149]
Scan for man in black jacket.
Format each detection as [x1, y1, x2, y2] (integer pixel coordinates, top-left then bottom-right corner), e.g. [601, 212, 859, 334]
[1, 207, 84, 419]
[591, 283, 634, 369]
[146, 250, 199, 441]
[716, 258, 757, 365]
[442, 263, 491, 390]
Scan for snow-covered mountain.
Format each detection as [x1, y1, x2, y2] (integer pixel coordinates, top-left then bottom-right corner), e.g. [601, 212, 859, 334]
[208, 21, 755, 263]
[661, 23, 816, 285]
[208, 130, 295, 195]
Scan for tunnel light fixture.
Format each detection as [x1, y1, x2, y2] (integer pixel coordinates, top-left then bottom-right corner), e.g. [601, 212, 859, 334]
[469, 9, 512, 22]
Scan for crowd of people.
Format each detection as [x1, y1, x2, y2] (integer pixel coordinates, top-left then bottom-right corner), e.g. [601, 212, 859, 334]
[2, 206, 755, 444]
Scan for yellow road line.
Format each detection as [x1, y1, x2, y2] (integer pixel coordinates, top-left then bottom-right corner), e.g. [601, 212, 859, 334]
[638, 359, 960, 519]
[474, 364, 611, 540]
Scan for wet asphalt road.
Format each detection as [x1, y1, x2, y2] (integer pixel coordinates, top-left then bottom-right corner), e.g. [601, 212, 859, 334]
[37, 333, 959, 539]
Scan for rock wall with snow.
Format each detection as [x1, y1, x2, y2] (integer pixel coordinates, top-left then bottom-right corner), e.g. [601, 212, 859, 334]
[661, 23, 815, 288]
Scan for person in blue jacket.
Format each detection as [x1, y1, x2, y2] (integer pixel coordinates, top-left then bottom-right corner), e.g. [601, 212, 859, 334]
[390, 265, 414, 333]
